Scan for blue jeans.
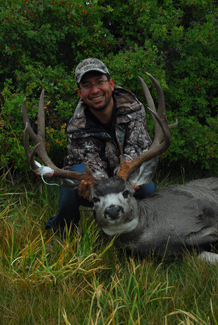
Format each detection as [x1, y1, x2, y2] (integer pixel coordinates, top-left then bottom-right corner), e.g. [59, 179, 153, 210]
[45, 164, 156, 233]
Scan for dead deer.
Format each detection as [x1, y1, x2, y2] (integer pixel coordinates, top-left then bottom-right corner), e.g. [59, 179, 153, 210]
[22, 73, 218, 264]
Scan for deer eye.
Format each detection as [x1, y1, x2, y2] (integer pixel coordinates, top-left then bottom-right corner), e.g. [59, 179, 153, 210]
[122, 191, 129, 198]
[93, 197, 100, 203]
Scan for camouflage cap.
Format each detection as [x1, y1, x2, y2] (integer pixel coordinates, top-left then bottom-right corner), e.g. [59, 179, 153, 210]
[75, 58, 110, 83]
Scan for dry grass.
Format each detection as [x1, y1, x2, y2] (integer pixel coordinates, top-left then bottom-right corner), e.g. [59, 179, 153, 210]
[0, 173, 218, 324]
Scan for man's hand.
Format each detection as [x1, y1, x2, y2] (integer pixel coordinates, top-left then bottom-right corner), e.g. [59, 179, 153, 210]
[133, 184, 144, 193]
[78, 180, 91, 201]
[125, 160, 144, 193]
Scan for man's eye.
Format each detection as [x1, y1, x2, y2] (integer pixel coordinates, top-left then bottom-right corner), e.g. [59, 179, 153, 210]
[96, 80, 104, 85]
[83, 84, 91, 89]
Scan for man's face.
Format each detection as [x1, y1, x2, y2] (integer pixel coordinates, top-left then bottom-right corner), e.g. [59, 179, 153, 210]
[77, 71, 114, 111]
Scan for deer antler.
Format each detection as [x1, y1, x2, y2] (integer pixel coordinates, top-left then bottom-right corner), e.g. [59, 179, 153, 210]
[22, 90, 97, 185]
[117, 72, 178, 180]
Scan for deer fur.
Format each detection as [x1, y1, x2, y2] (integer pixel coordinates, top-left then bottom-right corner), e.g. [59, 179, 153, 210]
[90, 176, 218, 262]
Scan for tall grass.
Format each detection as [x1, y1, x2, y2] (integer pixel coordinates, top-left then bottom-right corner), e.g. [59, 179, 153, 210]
[0, 172, 217, 324]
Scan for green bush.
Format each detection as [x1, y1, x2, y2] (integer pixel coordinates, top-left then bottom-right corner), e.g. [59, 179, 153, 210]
[0, 0, 217, 175]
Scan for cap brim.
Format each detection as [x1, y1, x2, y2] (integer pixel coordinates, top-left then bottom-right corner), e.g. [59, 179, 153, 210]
[77, 69, 108, 83]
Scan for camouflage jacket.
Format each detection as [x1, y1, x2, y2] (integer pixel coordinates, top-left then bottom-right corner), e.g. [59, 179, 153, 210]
[65, 86, 157, 181]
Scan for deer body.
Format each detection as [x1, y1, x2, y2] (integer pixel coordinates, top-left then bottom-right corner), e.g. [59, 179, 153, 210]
[91, 177, 218, 257]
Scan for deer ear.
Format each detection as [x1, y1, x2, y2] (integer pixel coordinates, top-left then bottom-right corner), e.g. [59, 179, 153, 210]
[126, 157, 158, 186]
[61, 179, 81, 190]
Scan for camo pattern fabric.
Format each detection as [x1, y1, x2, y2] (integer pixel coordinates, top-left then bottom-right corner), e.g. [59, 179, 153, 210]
[75, 58, 109, 83]
[65, 86, 156, 180]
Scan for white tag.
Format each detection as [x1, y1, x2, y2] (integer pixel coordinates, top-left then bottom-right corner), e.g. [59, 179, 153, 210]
[32, 161, 59, 187]
[33, 161, 54, 177]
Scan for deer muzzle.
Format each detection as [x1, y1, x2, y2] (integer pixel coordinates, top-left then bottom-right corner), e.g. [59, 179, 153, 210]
[104, 205, 124, 220]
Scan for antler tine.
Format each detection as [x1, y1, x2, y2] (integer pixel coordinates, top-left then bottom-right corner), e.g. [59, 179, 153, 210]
[23, 122, 40, 171]
[138, 75, 157, 114]
[29, 89, 57, 169]
[145, 73, 178, 130]
[22, 98, 39, 146]
[117, 73, 178, 181]
[22, 92, 57, 170]
[23, 122, 32, 159]
[139, 73, 166, 144]
[145, 72, 165, 116]
[37, 89, 45, 141]
[22, 90, 98, 184]
[23, 98, 44, 171]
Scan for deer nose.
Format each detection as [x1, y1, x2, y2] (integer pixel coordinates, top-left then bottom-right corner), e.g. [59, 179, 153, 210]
[104, 206, 122, 220]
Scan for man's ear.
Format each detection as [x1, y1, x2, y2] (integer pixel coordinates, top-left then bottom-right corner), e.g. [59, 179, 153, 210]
[109, 78, 115, 91]
[76, 87, 82, 98]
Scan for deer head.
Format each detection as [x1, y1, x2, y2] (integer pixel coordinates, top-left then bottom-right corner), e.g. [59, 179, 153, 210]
[90, 176, 139, 235]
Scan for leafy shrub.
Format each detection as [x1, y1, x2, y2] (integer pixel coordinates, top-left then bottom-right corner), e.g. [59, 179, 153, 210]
[0, 0, 217, 175]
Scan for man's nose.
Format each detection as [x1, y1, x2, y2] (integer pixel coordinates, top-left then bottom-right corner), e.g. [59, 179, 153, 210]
[90, 84, 100, 93]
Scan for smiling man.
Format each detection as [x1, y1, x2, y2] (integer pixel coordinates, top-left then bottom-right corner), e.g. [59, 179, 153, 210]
[77, 71, 114, 120]
[45, 58, 157, 234]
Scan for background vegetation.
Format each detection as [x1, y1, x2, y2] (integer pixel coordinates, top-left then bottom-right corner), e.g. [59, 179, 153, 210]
[0, 0, 218, 175]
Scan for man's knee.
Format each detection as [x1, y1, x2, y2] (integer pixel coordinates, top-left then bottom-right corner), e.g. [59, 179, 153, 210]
[70, 164, 86, 173]
[134, 181, 156, 200]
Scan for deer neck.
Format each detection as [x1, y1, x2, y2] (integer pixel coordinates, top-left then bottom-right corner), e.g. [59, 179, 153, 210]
[102, 217, 138, 236]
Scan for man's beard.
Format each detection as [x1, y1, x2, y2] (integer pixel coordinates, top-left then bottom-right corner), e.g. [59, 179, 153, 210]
[86, 94, 112, 111]
[88, 102, 108, 111]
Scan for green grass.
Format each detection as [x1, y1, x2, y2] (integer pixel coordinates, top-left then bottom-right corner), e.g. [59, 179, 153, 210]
[0, 171, 218, 325]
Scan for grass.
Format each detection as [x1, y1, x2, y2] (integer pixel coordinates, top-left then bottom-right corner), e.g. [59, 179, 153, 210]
[0, 170, 218, 324]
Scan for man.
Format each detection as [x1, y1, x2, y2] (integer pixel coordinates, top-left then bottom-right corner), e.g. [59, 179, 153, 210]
[45, 58, 157, 233]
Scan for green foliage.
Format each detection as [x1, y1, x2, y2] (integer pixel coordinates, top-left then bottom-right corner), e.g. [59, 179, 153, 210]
[0, 0, 217, 173]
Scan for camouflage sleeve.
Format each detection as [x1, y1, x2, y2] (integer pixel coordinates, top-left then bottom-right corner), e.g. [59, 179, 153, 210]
[64, 135, 109, 180]
[123, 118, 152, 160]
